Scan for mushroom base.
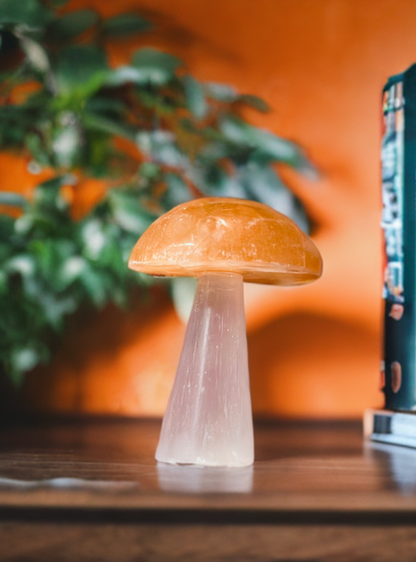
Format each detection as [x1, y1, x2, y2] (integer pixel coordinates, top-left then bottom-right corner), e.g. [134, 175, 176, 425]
[155, 272, 254, 467]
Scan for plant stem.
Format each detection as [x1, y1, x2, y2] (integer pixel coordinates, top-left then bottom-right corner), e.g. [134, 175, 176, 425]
[156, 272, 254, 467]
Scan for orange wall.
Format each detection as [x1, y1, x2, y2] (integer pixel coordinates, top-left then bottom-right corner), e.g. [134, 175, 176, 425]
[13, 0, 416, 418]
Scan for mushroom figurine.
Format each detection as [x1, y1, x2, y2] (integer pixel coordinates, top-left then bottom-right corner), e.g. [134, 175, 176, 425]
[128, 197, 322, 467]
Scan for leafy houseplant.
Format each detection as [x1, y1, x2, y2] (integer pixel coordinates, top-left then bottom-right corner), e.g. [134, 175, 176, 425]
[0, 0, 314, 387]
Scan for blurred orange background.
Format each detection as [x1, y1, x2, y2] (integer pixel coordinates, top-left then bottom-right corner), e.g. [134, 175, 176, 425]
[8, 0, 416, 418]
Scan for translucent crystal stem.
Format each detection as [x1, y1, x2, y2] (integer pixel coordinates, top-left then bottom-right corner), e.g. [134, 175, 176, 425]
[155, 272, 254, 467]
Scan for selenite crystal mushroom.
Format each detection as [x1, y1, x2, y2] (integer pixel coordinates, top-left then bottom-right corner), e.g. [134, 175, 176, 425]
[128, 197, 322, 467]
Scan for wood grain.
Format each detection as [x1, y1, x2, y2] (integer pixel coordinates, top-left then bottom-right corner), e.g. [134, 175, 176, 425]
[1, 418, 416, 561]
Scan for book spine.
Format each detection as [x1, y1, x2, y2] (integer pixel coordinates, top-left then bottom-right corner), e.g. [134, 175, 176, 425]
[382, 65, 416, 410]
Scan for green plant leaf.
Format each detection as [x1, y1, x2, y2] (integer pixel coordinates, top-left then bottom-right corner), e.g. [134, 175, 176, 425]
[30, 177, 72, 222]
[205, 82, 237, 102]
[251, 131, 308, 166]
[139, 162, 161, 180]
[46, 9, 98, 43]
[200, 164, 246, 199]
[5, 254, 36, 278]
[0, 0, 53, 28]
[102, 14, 152, 37]
[39, 292, 79, 329]
[47, 0, 71, 7]
[109, 190, 155, 234]
[0, 269, 7, 294]
[163, 172, 191, 207]
[183, 75, 207, 119]
[10, 347, 40, 376]
[220, 115, 311, 168]
[52, 126, 82, 169]
[54, 45, 108, 94]
[80, 219, 107, 260]
[25, 132, 51, 168]
[0, 192, 28, 209]
[77, 263, 108, 307]
[132, 48, 183, 84]
[0, 214, 14, 238]
[20, 37, 50, 72]
[83, 111, 136, 142]
[237, 94, 270, 113]
[85, 97, 126, 115]
[239, 163, 309, 232]
[105, 65, 149, 87]
[60, 255, 86, 285]
[219, 115, 254, 145]
[239, 162, 286, 204]
[136, 131, 186, 167]
[33, 176, 66, 203]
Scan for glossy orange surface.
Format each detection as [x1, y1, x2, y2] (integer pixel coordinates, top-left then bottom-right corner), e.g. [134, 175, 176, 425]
[129, 198, 322, 285]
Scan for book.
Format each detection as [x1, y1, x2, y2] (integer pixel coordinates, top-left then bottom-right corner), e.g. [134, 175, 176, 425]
[381, 65, 416, 411]
[364, 409, 416, 448]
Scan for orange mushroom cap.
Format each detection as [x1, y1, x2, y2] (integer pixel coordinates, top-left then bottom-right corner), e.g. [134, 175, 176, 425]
[128, 197, 322, 286]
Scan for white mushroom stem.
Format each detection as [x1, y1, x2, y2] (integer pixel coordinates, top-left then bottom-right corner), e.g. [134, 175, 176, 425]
[155, 272, 254, 467]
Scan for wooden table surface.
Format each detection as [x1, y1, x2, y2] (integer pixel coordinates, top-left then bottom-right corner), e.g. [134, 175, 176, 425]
[1, 417, 416, 561]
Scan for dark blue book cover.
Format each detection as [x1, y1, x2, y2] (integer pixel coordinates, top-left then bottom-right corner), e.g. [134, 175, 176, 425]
[382, 64, 416, 410]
